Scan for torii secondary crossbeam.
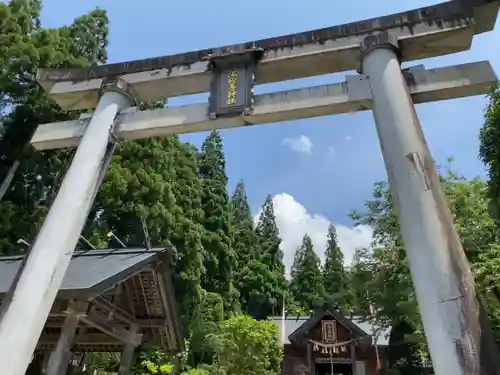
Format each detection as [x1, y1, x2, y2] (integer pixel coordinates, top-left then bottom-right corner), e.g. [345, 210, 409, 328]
[31, 61, 497, 151]
[0, 1, 499, 375]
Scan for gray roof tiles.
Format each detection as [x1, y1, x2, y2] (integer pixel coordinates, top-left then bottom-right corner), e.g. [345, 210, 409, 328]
[0, 248, 166, 298]
[268, 315, 391, 346]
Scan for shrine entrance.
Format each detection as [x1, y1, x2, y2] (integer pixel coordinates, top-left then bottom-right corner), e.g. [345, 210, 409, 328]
[315, 361, 353, 375]
[312, 341, 353, 375]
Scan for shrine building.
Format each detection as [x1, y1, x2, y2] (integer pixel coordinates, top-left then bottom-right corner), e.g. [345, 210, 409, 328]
[270, 306, 392, 375]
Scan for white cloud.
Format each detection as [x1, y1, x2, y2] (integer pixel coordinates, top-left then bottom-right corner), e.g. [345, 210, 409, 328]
[345, 136, 352, 142]
[254, 193, 373, 275]
[282, 135, 313, 154]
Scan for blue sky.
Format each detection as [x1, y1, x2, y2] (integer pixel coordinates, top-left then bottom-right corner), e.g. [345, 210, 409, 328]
[39, 0, 500, 267]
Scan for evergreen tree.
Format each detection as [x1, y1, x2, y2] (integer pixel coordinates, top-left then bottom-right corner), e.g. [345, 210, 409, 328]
[230, 181, 258, 266]
[255, 195, 287, 317]
[290, 234, 325, 312]
[198, 130, 238, 314]
[169, 139, 207, 324]
[87, 135, 206, 325]
[323, 224, 349, 311]
[256, 196, 284, 273]
[0, 1, 110, 255]
[290, 243, 305, 280]
[229, 181, 265, 316]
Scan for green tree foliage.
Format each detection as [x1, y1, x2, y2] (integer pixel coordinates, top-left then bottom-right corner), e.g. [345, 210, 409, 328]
[198, 130, 238, 314]
[0, 0, 109, 255]
[290, 234, 325, 312]
[208, 315, 283, 375]
[256, 196, 285, 276]
[477, 83, 500, 334]
[182, 369, 209, 375]
[85, 353, 120, 375]
[169, 141, 206, 322]
[479, 84, 500, 224]
[348, 247, 375, 316]
[254, 195, 287, 317]
[229, 181, 269, 318]
[230, 184, 288, 319]
[387, 321, 422, 375]
[87, 135, 206, 325]
[472, 244, 500, 334]
[130, 346, 175, 375]
[230, 181, 259, 268]
[323, 224, 350, 311]
[98, 315, 282, 375]
[189, 291, 224, 365]
[128, 340, 211, 375]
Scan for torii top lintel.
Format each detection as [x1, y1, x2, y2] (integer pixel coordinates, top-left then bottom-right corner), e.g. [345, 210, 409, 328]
[36, 0, 499, 110]
[37, 1, 497, 82]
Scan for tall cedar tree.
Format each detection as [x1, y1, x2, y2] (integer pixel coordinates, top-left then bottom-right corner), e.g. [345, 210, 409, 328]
[290, 234, 325, 312]
[89, 134, 206, 326]
[230, 181, 264, 316]
[230, 181, 258, 266]
[0, 0, 109, 255]
[198, 130, 238, 314]
[255, 195, 287, 317]
[323, 224, 349, 311]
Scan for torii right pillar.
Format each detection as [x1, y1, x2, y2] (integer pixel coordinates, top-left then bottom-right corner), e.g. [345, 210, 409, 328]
[360, 32, 500, 375]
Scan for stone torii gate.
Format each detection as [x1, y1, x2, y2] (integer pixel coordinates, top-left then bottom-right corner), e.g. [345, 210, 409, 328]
[0, 1, 499, 374]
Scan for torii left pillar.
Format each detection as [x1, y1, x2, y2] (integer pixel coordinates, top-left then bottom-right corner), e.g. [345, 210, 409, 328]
[0, 78, 135, 375]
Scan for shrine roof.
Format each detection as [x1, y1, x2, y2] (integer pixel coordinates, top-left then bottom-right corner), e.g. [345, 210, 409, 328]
[0, 246, 183, 353]
[0, 247, 171, 298]
[268, 315, 391, 346]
